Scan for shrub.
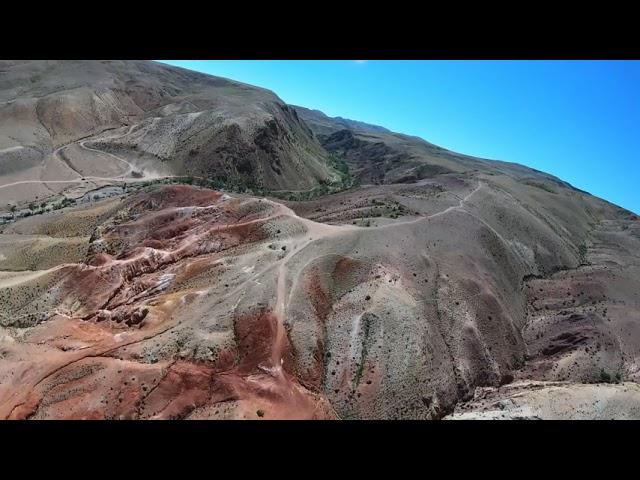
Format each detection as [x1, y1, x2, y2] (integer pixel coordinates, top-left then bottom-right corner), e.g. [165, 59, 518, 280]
[511, 354, 526, 369]
[578, 244, 588, 264]
[600, 369, 612, 383]
[61, 197, 76, 208]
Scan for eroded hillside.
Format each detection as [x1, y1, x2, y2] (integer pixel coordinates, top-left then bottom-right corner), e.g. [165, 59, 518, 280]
[1, 174, 637, 419]
[0, 60, 343, 211]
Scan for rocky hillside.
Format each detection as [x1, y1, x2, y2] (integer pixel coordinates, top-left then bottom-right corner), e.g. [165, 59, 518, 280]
[0, 60, 343, 210]
[294, 104, 578, 189]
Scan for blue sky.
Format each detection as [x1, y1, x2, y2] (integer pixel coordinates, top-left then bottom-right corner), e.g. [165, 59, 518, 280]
[159, 60, 639, 214]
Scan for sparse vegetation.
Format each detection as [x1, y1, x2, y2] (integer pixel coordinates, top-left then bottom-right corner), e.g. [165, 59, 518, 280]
[599, 369, 622, 384]
[61, 197, 76, 208]
[524, 179, 557, 194]
[578, 243, 588, 264]
[512, 354, 526, 370]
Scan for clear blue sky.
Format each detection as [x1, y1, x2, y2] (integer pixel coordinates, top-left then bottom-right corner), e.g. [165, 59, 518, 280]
[159, 60, 640, 214]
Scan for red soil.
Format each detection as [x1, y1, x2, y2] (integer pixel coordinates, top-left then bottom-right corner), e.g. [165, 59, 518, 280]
[1, 186, 335, 420]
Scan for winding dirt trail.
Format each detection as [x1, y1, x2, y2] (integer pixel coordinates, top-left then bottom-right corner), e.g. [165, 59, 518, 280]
[0, 264, 71, 288]
[266, 202, 358, 373]
[0, 124, 146, 192]
[263, 184, 484, 374]
[371, 181, 484, 230]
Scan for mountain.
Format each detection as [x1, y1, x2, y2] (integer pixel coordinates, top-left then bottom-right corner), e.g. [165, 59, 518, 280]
[0, 60, 343, 210]
[291, 105, 391, 135]
[293, 104, 579, 189]
[0, 60, 639, 420]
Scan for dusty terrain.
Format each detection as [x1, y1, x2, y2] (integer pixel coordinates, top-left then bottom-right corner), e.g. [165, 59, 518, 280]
[0, 60, 343, 213]
[0, 60, 639, 419]
[445, 381, 640, 419]
[1, 176, 637, 419]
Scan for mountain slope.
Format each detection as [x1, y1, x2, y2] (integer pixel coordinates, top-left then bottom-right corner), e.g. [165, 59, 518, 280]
[0, 60, 342, 209]
[293, 104, 580, 190]
[291, 105, 391, 135]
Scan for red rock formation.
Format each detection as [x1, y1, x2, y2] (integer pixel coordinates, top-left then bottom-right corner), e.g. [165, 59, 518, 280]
[0, 186, 337, 420]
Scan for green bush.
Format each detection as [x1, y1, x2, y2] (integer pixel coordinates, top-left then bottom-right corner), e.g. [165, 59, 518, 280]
[578, 244, 588, 264]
